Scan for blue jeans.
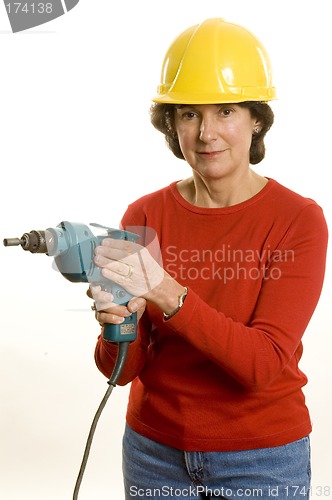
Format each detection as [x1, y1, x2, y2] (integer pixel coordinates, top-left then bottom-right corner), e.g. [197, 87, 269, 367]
[122, 424, 311, 499]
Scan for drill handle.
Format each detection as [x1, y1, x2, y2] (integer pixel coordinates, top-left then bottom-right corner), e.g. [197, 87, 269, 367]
[95, 280, 137, 343]
[103, 311, 137, 343]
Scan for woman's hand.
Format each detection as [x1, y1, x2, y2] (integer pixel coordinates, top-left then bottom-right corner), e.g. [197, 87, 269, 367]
[88, 285, 147, 325]
[93, 237, 187, 317]
[93, 237, 165, 300]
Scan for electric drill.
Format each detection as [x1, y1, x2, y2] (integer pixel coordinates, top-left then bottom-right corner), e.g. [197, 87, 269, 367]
[3, 221, 138, 344]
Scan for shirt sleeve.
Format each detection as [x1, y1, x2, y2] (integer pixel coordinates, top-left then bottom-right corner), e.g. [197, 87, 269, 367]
[163, 203, 328, 391]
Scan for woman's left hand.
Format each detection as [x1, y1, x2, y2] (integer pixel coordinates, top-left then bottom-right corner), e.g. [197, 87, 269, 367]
[94, 238, 165, 300]
[88, 285, 147, 325]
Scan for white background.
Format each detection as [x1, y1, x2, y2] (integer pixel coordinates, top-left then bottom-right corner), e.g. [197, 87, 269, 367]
[0, 1, 331, 499]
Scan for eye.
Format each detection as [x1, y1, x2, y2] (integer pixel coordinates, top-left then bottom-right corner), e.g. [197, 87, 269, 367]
[181, 111, 198, 120]
[219, 107, 233, 117]
[176, 107, 199, 121]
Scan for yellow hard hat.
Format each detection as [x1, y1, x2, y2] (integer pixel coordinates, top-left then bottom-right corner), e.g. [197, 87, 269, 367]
[153, 18, 276, 104]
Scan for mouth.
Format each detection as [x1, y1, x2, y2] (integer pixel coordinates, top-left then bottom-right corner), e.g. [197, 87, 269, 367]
[197, 149, 227, 159]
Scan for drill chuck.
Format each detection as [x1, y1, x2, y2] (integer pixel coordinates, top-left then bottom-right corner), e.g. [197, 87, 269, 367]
[3, 230, 47, 253]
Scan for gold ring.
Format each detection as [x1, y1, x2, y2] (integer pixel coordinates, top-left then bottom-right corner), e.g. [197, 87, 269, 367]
[124, 264, 134, 278]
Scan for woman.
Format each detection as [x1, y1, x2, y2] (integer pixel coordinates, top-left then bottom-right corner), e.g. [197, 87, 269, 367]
[91, 19, 328, 499]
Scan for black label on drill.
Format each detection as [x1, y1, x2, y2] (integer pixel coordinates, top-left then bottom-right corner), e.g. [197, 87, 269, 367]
[120, 324, 136, 335]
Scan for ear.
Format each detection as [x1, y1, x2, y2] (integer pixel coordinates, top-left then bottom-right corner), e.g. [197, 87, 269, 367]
[252, 119, 263, 135]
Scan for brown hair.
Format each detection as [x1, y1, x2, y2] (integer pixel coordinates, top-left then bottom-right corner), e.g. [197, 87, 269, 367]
[150, 101, 274, 165]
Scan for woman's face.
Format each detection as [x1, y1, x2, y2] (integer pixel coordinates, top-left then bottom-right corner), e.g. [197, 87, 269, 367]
[174, 104, 259, 182]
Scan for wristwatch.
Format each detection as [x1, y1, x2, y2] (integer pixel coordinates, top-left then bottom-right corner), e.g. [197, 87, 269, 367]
[163, 287, 188, 320]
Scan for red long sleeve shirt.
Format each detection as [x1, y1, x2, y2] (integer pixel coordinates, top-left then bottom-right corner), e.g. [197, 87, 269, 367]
[95, 179, 328, 451]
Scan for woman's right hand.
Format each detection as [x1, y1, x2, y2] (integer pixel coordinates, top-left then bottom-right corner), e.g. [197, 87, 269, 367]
[88, 285, 147, 326]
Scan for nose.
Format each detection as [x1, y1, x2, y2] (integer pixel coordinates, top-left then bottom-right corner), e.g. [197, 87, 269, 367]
[199, 115, 218, 143]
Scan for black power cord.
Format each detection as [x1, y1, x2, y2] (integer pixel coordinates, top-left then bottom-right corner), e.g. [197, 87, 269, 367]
[73, 342, 130, 500]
